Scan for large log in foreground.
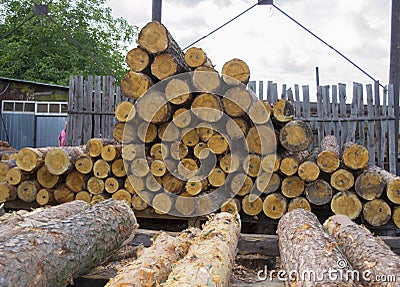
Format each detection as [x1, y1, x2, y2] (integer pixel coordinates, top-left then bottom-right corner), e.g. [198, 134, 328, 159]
[0, 199, 138, 287]
[160, 212, 241, 287]
[277, 208, 359, 286]
[106, 228, 199, 287]
[324, 215, 400, 286]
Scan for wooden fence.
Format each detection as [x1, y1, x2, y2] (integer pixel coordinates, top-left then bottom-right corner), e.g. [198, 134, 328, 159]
[67, 76, 397, 173]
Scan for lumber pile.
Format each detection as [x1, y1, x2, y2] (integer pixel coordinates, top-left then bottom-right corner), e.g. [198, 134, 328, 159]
[0, 199, 138, 287]
[0, 21, 399, 232]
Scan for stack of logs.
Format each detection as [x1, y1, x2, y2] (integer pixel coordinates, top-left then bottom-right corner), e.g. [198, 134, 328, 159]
[0, 21, 399, 230]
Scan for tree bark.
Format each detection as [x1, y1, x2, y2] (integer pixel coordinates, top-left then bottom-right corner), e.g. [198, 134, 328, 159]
[160, 212, 241, 287]
[0, 199, 138, 287]
[277, 209, 359, 286]
[324, 214, 400, 286]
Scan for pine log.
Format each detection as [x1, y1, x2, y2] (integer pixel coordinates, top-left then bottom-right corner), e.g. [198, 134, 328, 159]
[65, 171, 85, 192]
[122, 144, 145, 161]
[231, 173, 253, 196]
[261, 154, 280, 173]
[131, 193, 149, 211]
[35, 188, 53, 205]
[113, 122, 136, 144]
[277, 209, 359, 287]
[0, 182, 17, 202]
[151, 52, 190, 80]
[263, 192, 287, 219]
[363, 199, 391, 226]
[115, 101, 136, 123]
[354, 169, 385, 201]
[177, 158, 198, 179]
[281, 176, 305, 198]
[223, 86, 253, 117]
[0, 199, 137, 287]
[191, 93, 223, 122]
[196, 192, 215, 215]
[136, 90, 171, 124]
[192, 67, 221, 93]
[101, 144, 121, 162]
[54, 185, 75, 203]
[248, 100, 272, 125]
[342, 141, 369, 170]
[16, 147, 46, 172]
[193, 142, 210, 159]
[74, 155, 93, 174]
[112, 189, 132, 205]
[150, 143, 168, 160]
[207, 134, 228, 154]
[87, 138, 118, 158]
[120, 71, 153, 100]
[125, 47, 151, 72]
[287, 197, 311, 212]
[324, 215, 400, 286]
[184, 47, 213, 68]
[105, 177, 123, 194]
[152, 193, 173, 214]
[125, 175, 144, 194]
[272, 99, 295, 123]
[130, 158, 150, 177]
[246, 125, 276, 155]
[317, 135, 341, 173]
[169, 142, 188, 160]
[185, 176, 208, 196]
[242, 194, 263, 216]
[393, 206, 400, 228]
[363, 165, 400, 204]
[91, 194, 106, 204]
[17, 180, 40, 202]
[208, 167, 226, 187]
[221, 198, 241, 214]
[106, 229, 199, 287]
[243, 154, 261, 177]
[280, 150, 310, 177]
[137, 122, 158, 143]
[331, 191, 362, 220]
[165, 78, 191, 105]
[45, 146, 86, 175]
[150, 159, 166, 177]
[221, 58, 250, 85]
[279, 120, 313, 152]
[6, 167, 33, 185]
[181, 128, 200, 147]
[93, 159, 111, 179]
[196, 122, 215, 142]
[145, 174, 162, 192]
[87, 177, 105, 195]
[305, 179, 333, 206]
[75, 191, 91, 203]
[256, 172, 280, 194]
[298, 160, 320, 182]
[162, 173, 184, 194]
[330, 168, 355, 191]
[172, 108, 192, 128]
[111, 159, 127, 178]
[0, 200, 88, 241]
[219, 153, 240, 174]
[226, 117, 248, 140]
[160, 212, 241, 287]
[158, 122, 180, 142]
[174, 193, 196, 217]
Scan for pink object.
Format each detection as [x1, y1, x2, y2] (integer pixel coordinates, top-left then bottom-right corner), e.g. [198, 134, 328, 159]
[58, 130, 66, 146]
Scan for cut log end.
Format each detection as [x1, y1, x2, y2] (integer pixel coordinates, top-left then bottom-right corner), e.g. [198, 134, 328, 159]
[221, 58, 250, 85]
[331, 191, 362, 220]
[263, 192, 287, 219]
[363, 199, 391, 227]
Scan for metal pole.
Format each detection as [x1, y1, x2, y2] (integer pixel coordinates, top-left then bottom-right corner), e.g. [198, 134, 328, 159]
[389, 0, 400, 174]
[152, 0, 162, 22]
[315, 67, 320, 88]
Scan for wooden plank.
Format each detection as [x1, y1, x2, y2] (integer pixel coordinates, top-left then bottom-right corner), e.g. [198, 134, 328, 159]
[66, 77, 75, 146]
[302, 85, 310, 121]
[108, 76, 116, 139]
[83, 76, 93, 143]
[346, 83, 359, 143]
[272, 83, 278, 103]
[387, 84, 396, 173]
[248, 81, 256, 95]
[281, 84, 286, 99]
[74, 76, 84, 145]
[374, 82, 383, 168]
[316, 86, 324, 144]
[93, 76, 102, 139]
[358, 83, 366, 146]
[101, 76, 110, 138]
[259, 80, 264, 101]
[339, 83, 347, 147]
[381, 86, 388, 169]
[331, 85, 339, 140]
[322, 85, 331, 136]
[294, 84, 301, 119]
[366, 84, 376, 166]
[267, 81, 273, 103]
[286, 87, 293, 102]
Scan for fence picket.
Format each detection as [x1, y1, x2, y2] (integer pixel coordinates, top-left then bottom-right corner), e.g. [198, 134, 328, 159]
[93, 76, 102, 138]
[346, 83, 359, 142]
[259, 81, 264, 100]
[294, 85, 301, 118]
[322, 86, 331, 136]
[366, 84, 375, 166]
[339, 83, 347, 147]
[331, 85, 339, 141]
[381, 86, 388, 169]
[357, 84, 365, 146]
[388, 85, 396, 173]
[316, 86, 324, 144]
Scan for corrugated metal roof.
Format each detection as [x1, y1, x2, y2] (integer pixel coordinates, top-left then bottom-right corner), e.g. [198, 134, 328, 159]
[0, 77, 68, 89]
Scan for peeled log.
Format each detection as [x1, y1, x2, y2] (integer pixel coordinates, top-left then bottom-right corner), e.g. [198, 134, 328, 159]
[342, 141, 369, 170]
[279, 120, 313, 152]
[0, 199, 138, 287]
[317, 135, 341, 173]
[277, 209, 359, 287]
[45, 146, 86, 175]
[324, 215, 400, 286]
[331, 191, 362, 220]
[106, 229, 199, 287]
[160, 212, 241, 287]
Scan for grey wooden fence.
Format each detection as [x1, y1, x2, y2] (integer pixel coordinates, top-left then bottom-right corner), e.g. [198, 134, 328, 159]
[68, 76, 397, 173]
[66, 76, 125, 146]
[249, 81, 397, 173]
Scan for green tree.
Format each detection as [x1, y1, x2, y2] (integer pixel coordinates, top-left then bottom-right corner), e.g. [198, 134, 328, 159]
[0, 0, 138, 85]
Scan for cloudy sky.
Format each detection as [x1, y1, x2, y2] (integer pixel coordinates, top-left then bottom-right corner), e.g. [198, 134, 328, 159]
[107, 0, 391, 97]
